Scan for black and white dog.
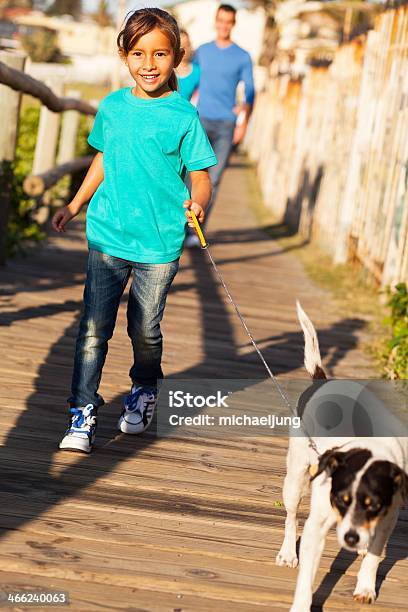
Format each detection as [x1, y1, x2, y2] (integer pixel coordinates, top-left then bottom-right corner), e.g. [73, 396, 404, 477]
[276, 303, 408, 611]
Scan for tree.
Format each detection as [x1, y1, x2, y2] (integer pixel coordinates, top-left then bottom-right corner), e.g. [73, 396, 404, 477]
[20, 27, 64, 62]
[46, 0, 82, 20]
[32, 1, 49, 9]
[248, 0, 277, 12]
[91, 0, 113, 28]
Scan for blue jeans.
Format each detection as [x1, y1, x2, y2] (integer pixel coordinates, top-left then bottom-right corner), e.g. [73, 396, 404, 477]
[67, 249, 179, 408]
[186, 118, 235, 228]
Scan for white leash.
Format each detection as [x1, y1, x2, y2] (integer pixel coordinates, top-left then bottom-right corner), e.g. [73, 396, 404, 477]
[188, 211, 321, 459]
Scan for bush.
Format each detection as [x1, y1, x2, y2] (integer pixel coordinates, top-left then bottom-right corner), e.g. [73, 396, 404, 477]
[20, 28, 67, 63]
[381, 282, 408, 379]
[7, 106, 46, 257]
[8, 102, 94, 258]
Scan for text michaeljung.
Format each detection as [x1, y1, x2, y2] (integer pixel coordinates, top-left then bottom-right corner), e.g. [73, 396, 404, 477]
[218, 414, 301, 429]
[168, 413, 301, 429]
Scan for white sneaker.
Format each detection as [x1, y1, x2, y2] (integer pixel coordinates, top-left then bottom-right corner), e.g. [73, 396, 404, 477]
[59, 404, 98, 454]
[185, 234, 201, 248]
[118, 385, 157, 434]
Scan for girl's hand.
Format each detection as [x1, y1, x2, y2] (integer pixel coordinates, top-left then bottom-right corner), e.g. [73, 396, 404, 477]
[183, 199, 205, 229]
[51, 205, 78, 233]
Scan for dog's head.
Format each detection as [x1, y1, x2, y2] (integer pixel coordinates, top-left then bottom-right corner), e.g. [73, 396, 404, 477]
[312, 447, 408, 551]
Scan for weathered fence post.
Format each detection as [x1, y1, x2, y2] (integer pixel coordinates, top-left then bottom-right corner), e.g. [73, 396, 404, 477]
[52, 88, 82, 208]
[0, 51, 26, 265]
[31, 78, 64, 224]
[57, 89, 81, 165]
[32, 78, 63, 176]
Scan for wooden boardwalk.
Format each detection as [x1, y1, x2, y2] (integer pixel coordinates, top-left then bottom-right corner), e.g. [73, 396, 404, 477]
[0, 152, 406, 611]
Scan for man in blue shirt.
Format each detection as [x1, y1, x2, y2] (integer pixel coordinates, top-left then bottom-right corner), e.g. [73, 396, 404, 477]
[186, 3, 255, 246]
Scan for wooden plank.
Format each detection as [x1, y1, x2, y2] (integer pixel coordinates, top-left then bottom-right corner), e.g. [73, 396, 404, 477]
[0, 150, 396, 611]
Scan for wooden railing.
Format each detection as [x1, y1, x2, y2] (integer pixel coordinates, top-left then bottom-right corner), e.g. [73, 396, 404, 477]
[0, 51, 97, 264]
[247, 5, 408, 287]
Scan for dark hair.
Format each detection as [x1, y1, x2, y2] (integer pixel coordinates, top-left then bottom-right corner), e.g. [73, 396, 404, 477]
[117, 8, 181, 92]
[217, 4, 237, 16]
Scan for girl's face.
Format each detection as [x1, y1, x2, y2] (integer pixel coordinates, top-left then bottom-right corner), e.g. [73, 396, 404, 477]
[125, 27, 182, 98]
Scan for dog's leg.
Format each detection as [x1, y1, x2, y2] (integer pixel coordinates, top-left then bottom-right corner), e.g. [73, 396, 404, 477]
[290, 478, 336, 612]
[276, 439, 310, 568]
[353, 507, 399, 604]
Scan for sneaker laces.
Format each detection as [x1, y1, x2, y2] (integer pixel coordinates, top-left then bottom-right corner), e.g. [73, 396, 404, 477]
[69, 404, 97, 431]
[125, 387, 156, 416]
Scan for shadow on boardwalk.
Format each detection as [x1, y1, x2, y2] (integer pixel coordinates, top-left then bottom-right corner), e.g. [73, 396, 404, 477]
[1, 157, 405, 608]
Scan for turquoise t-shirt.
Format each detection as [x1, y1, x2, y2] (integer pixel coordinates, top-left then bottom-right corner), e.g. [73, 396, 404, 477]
[86, 87, 217, 263]
[177, 63, 200, 101]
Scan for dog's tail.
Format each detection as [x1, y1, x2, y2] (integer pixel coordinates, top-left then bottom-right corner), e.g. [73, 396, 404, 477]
[296, 301, 326, 379]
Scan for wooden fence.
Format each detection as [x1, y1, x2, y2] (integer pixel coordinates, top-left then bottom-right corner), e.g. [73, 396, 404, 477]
[247, 5, 408, 287]
[0, 51, 97, 264]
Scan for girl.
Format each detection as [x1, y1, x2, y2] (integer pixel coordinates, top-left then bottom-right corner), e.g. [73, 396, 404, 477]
[52, 8, 217, 454]
[176, 29, 200, 103]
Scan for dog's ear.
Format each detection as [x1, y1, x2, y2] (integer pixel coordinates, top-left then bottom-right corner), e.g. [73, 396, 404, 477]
[311, 447, 373, 481]
[311, 448, 345, 481]
[389, 463, 408, 499]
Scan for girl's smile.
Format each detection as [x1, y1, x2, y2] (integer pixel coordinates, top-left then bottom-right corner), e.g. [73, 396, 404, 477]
[125, 27, 183, 99]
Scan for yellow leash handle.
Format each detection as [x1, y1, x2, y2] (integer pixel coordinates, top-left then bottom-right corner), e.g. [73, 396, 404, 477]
[189, 208, 208, 248]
